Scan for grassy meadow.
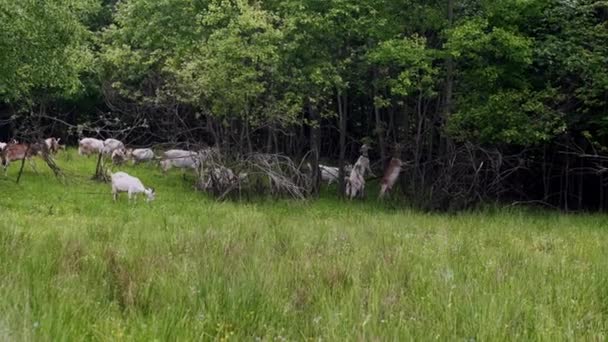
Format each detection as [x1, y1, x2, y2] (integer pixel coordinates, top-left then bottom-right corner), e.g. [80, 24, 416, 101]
[1, 150, 608, 340]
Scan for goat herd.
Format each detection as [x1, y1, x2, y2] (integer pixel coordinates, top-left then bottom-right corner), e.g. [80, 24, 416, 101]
[0, 137, 404, 202]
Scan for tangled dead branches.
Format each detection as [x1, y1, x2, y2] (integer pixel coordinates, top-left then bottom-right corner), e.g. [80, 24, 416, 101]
[195, 150, 312, 200]
[402, 143, 528, 211]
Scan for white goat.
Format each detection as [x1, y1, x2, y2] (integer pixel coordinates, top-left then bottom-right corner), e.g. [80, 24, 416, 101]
[160, 149, 199, 173]
[202, 166, 235, 189]
[44, 137, 61, 154]
[111, 148, 127, 165]
[103, 138, 125, 155]
[345, 144, 373, 199]
[319, 163, 353, 184]
[201, 166, 248, 190]
[127, 148, 155, 164]
[0, 142, 6, 151]
[110, 171, 155, 202]
[78, 138, 104, 156]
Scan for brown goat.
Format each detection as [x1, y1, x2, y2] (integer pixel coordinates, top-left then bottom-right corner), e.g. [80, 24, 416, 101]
[379, 144, 404, 199]
[379, 157, 403, 198]
[1, 143, 44, 175]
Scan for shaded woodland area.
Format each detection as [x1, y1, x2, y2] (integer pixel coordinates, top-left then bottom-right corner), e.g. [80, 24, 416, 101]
[1, 0, 607, 210]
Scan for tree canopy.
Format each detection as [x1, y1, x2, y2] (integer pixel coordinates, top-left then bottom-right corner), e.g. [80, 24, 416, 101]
[1, 0, 607, 210]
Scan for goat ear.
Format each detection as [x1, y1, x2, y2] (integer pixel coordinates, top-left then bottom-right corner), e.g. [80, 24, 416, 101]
[57, 138, 61, 143]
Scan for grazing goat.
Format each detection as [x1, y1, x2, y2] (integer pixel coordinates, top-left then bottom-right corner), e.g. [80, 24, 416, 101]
[110, 171, 155, 202]
[160, 149, 199, 173]
[319, 164, 353, 184]
[202, 166, 236, 189]
[102, 138, 125, 155]
[111, 148, 127, 165]
[44, 138, 62, 154]
[1, 143, 44, 175]
[78, 138, 104, 156]
[200, 166, 248, 191]
[126, 148, 155, 164]
[345, 144, 373, 199]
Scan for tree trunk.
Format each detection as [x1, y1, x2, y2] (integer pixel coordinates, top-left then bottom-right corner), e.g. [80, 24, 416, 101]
[309, 102, 321, 194]
[373, 70, 387, 166]
[388, 103, 396, 144]
[207, 115, 219, 147]
[439, 0, 455, 158]
[399, 102, 410, 195]
[444, 0, 454, 120]
[338, 90, 347, 197]
[238, 119, 246, 155]
[272, 128, 279, 155]
[221, 121, 230, 153]
[245, 121, 253, 155]
[266, 125, 273, 154]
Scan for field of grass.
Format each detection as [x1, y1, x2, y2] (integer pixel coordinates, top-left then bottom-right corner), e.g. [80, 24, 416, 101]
[1, 150, 608, 340]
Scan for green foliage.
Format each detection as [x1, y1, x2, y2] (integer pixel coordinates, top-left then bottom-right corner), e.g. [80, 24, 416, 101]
[100, 0, 201, 101]
[448, 89, 565, 145]
[368, 35, 438, 97]
[175, 1, 299, 126]
[0, 0, 98, 102]
[2, 0, 608, 162]
[445, 0, 608, 146]
[101, 0, 302, 127]
[532, 1, 608, 139]
[447, 18, 533, 91]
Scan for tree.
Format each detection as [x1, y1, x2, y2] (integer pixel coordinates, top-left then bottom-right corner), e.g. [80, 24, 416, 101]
[0, 0, 97, 103]
[174, 1, 300, 151]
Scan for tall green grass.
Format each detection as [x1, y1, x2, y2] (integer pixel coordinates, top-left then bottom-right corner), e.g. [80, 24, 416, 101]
[0, 150, 607, 340]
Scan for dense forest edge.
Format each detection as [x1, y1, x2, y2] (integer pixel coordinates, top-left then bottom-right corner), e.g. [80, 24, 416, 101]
[1, 0, 608, 211]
